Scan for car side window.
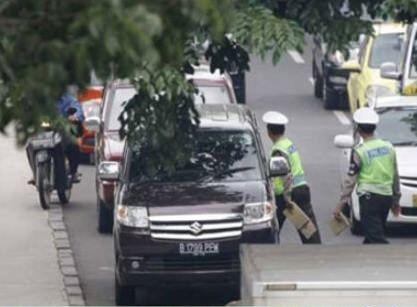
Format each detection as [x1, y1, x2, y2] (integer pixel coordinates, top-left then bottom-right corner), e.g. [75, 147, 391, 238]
[101, 87, 112, 121]
[358, 37, 369, 68]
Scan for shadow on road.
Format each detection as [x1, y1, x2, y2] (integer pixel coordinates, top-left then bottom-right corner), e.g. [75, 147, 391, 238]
[386, 224, 417, 238]
[141, 286, 237, 306]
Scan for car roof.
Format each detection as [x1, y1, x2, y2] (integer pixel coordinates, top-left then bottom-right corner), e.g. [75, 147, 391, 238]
[107, 79, 134, 89]
[197, 104, 256, 130]
[186, 65, 227, 82]
[373, 22, 406, 35]
[375, 95, 417, 109]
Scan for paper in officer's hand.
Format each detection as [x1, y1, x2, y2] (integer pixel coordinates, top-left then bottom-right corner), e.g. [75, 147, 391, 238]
[300, 220, 317, 239]
[283, 201, 310, 230]
[329, 213, 350, 236]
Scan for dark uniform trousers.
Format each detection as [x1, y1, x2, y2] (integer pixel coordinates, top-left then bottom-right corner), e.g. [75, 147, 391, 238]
[276, 185, 322, 244]
[359, 192, 393, 244]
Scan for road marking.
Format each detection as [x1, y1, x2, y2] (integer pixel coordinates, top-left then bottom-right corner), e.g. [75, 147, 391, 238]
[288, 50, 305, 64]
[99, 266, 114, 272]
[309, 77, 314, 85]
[333, 111, 351, 125]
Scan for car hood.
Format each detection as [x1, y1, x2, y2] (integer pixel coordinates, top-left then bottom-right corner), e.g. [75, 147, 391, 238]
[126, 180, 269, 216]
[395, 147, 417, 177]
[104, 131, 125, 161]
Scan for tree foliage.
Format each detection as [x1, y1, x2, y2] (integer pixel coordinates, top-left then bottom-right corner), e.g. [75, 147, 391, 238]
[119, 67, 199, 176]
[1, 0, 417, 174]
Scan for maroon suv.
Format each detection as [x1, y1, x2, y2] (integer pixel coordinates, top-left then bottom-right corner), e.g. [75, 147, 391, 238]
[93, 80, 136, 233]
[101, 104, 279, 305]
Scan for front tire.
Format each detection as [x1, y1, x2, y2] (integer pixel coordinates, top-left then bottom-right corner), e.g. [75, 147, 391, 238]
[313, 61, 323, 98]
[57, 186, 71, 204]
[323, 79, 339, 110]
[115, 275, 136, 306]
[98, 199, 113, 233]
[37, 163, 51, 210]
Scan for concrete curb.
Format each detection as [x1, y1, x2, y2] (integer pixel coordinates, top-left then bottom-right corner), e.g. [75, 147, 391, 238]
[48, 205, 86, 306]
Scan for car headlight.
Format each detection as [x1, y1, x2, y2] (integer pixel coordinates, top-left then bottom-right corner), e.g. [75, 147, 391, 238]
[328, 51, 345, 67]
[244, 202, 275, 225]
[81, 100, 100, 118]
[365, 85, 394, 107]
[116, 205, 149, 228]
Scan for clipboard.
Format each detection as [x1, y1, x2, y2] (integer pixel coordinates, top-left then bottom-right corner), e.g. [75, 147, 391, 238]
[283, 201, 317, 239]
[329, 213, 351, 236]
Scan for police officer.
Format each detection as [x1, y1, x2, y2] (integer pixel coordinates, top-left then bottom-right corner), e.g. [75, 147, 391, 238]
[333, 107, 401, 244]
[263, 111, 322, 244]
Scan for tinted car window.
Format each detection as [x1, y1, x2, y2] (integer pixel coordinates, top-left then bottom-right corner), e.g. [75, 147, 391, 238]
[377, 107, 417, 145]
[194, 85, 231, 104]
[105, 87, 136, 131]
[409, 33, 417, 78]
[369, 33, 404, 69]
[129, 130, 263, 183]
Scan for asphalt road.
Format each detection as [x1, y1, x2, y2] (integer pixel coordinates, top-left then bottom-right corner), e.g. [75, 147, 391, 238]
[62, 48, 417, 305]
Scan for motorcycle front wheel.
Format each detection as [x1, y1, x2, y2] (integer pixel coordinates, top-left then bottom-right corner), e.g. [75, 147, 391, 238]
[57, 183, 71, 204]
[37, 163, 52, 210]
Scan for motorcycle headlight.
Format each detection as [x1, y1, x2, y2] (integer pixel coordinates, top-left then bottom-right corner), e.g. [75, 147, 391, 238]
[244, 202, 275, 225]
[365, 85, 394, 107]
[116, 205, 149, 228]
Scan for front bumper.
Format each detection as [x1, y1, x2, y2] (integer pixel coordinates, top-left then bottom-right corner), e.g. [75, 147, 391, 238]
[388, 184, 417, 224]
[115, 222, 276, 287]
[352, 183, 417, 224]
[323, 64, 350, 94]
[98, 180, 115, 206]
[79, 136, 95, 154]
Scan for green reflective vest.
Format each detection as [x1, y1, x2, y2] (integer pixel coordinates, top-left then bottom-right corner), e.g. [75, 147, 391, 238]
[271, 137, 307, 195]
[355, 138, 395, 196]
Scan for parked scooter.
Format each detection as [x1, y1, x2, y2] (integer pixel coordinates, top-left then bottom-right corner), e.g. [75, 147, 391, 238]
[26, 108, 81, 209]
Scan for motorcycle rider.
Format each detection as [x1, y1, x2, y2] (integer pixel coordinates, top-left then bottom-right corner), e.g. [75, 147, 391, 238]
[27, 85, 84, 183]
[57, 85, 84, 182]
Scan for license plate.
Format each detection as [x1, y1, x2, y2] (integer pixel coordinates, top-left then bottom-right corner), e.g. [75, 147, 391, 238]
[413, 195, 417, 207]
[179, 242, 219, 256]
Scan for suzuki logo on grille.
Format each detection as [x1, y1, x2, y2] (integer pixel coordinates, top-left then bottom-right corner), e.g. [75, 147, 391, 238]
[189, 221, 203, 235]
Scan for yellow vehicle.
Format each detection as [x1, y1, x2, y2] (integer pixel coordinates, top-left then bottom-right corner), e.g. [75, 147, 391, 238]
[346, 23, 406, 113]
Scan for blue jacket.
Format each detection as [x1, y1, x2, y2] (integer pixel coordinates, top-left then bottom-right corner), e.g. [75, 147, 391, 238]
[57, 93, 85, 122]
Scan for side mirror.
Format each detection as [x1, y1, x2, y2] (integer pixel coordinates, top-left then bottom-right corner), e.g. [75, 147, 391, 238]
[98, 161, 120, 181]
[334, 134, 354, 148]
[380, 62, 401, 80]
[269, 156, 290, 177]
[84, 116, 101, 133]
[342, 60, 361, 73]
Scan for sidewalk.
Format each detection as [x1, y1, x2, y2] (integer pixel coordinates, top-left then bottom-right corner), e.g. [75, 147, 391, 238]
[0, 132, 67, 305]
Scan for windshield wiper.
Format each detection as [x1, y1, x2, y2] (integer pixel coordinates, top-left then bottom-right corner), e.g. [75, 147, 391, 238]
[197, 166, 255, 183]
[392, 141, 417, 147]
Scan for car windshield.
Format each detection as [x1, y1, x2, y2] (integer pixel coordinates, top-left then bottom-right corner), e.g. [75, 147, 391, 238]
[106, 87, 137, 131]
[129, 130, 263, 183]
[377, 107, 417, 145]
[194, 85, 231, 104]
[369, 33, 404, 69]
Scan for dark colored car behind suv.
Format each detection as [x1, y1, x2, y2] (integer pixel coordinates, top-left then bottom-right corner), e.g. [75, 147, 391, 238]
[312, 36, 359, 109]
[98, 104, 279, 305]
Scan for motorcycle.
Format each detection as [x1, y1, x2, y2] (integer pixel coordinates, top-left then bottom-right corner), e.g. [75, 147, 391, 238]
[27, 108, 81, 209]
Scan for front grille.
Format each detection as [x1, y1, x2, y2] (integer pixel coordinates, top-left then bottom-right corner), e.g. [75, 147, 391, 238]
[401, 207, 417, 216]
[144, 255, 240, 271]
[82, 137, 95, 147]
[400, 176, 417, 188]
[149, 214, 243, 241]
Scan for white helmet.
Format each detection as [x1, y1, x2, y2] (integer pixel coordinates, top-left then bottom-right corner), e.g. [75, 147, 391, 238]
[262, 111, 289, 125]
[353, 107, 379, 125]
